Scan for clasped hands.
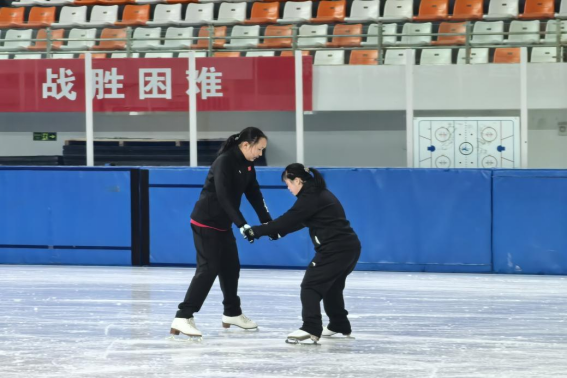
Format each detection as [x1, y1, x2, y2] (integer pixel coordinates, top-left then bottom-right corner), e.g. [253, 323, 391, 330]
[239, 224, 281, 244]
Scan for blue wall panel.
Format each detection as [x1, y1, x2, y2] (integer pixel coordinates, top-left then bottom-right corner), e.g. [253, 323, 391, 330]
[493, 170, 567, 275]
[0, 168, 132, 265]
[0, 248, 131, 266]
[148, 168, 493, 272]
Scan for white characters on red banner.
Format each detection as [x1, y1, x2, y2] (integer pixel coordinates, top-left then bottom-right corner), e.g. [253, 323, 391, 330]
[186, 67, 223, 100]
[42, 68, 77, 101]
[139, 68, 172, 100]
[93, 68, 124, 99]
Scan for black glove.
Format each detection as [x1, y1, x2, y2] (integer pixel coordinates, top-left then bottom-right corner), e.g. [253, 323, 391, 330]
[239, 224, 256, 244]
[268, 233, 282, 241]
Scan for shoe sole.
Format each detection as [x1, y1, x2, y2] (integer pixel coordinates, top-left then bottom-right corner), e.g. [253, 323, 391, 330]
[170, 328, 202, 337]
[222, 322, 258, 330]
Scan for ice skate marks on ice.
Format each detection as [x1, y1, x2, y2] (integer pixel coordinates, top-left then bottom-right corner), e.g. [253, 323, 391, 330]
[286, 330, 320, 345]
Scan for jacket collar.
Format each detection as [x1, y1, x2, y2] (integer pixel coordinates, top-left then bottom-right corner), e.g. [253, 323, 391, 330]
[230, 145, 249, 165]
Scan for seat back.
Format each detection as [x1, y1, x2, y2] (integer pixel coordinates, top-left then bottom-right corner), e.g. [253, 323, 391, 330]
[493, 47, 520, 63]
[118, 5, 151, 25]
[314, 50, 344, 65]
[185, 3, 214, 23]
[214, 51, 241, 57]
[521, 0, 554, 19]
[349, 0, 380, 20]
[163, 27, 193, 48]
[280, 50, 310, 56]
[457, 47, 488, 63]
[246, 51, 276, 57]
[312, 1, 346, 22]
[543, 20, 567, 43]
[400, 22, 432, 45]
[145, 52, 174, 58]
[281, 2, 313, 21]
[414, 0, 449, 21]
[260, 25, 292, 48]
[433, 22, 466, 45]
[96, 28, 127, 50]
[530, 46, 561, 62]
[89, 6, 119, 24]
[217, 2, 247, 22]
[450, 0, 483, 20]
[132, 27, 162, 49]
[298, 24, 328, 47]
[507, 20, 540, 43]
[228, 25, 260, 47]
[57, 6, 88, 24]
[349, 49, 378, 64]
[485, 0, 519, 19]
[194, 25, 226, 48]
[67, 28, 97, 49]
[27, 6, 56, 26]
[382, 0, 413, 19]
[248, 2, 280, 22]
[384, 49, 408, 64]
[3, 29, 33, 49]
[31, 28, 65, 49]
[420, 48, 452, 64]
[471, 21, 504, 44]
[153, 4, 182, 23]
[329, 24, 362, 47]
[365, 23, 398, 45]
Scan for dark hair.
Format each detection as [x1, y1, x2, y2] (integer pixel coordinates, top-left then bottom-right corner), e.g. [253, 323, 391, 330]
[217, 127, 268, 156]
[281, 163, 326, 190]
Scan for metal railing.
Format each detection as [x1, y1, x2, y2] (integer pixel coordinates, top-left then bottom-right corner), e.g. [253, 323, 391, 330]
[0, 22, 564, 63]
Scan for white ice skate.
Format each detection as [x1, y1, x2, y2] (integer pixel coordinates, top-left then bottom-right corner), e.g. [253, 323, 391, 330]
[322, 326, 354, 339]
[222, 314, 258, 330]
[169, 317, 203, 341]
[286, 329, 320, 345]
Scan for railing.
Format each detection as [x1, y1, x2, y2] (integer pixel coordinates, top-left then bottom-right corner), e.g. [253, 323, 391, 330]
[0, 21, 564, 63]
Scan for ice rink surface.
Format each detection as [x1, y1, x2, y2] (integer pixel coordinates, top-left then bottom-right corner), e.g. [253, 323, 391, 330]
[1, 265, 566, 378]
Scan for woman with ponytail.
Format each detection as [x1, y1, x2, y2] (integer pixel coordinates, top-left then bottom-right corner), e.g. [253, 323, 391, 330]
[246, 163, 361, 344]
[171, 127, 276, 340]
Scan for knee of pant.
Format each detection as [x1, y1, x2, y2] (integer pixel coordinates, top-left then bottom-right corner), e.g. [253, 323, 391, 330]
[196, 262, 220, 278]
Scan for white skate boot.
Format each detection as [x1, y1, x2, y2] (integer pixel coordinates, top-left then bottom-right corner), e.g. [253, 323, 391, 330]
[221, 314, 258, 330]
[286, 329, 320, 345]
[322, 326, 352, 337]
[169, 317, 202, 341]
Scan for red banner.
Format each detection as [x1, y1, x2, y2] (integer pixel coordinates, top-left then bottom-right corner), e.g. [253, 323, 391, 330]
[0, 57, 312, 113]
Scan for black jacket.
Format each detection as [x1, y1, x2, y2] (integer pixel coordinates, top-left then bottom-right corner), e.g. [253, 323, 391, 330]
[252, 181, 360, 254]
[190, 146, 272, 230]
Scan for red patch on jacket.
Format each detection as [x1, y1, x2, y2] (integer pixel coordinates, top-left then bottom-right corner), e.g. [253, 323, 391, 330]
[248, 166, 252, 171]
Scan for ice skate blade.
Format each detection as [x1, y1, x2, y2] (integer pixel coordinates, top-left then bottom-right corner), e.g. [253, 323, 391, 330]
[222, 322, 259, 331]
[323, 335, 356, 340]
[167, 334, 203, 343]
[286, 338, 320, 345]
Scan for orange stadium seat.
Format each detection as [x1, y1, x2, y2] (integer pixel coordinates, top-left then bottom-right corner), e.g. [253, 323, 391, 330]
[326, 23, 362, 47]
[0, 7, 25, 28]
[414, 0, 449, 21]
[311, 0, 346, 23]
[280, 50, 310, 56]
[213, 51, 241, 57]
[28, 28, 65, 51]
[165, 0, 199, 4]
[493, 47, 520, 63]
[191, 26, 226, 49]
[244, 2, 280, 24]
[91, 28, 127, 50]
[349, 49, 378, 64]
[74, 0, 101, 6]
[431, 22, 466, 45]
[18, 7, 56, 28]
[519, 0, 554, 20]
[79, 53, 108, 58]
[449, 0, 483, 21]
[115, 5, 150, 26]
[258, 25, 292, 48]
[98, 0, 133, 5]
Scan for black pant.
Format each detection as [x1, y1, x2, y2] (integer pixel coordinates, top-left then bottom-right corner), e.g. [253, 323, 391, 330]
[176, 224, 242, 319]
[299, 248, 361, 337]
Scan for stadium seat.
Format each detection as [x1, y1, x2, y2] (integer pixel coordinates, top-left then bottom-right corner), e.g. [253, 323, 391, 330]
[37, 0, 74, 5]
[484, 0, 519, 20]
[349, 49, 378, 64]
[449, 0, 483, 21]
[224, 25, 260, 48]
[81, 6, 119, 28]
[0, 29, 33, 51]
[0, 53, 9, 59]
[381, 0, 412, 21]
[178, 3, 214, 25]
[530, 46, 561, 62]
[52, 6, 88, 28]
[177, 51, 207, 57]
[52, 53, 75, 58]
[154, 27, 193, 49]
[59, 28, 97, 50]
[13, 53, 42, 59]
[414, 0, 449, 21]
[211, 2, 247, 25]
[12, 0, 36, 7]
[91, 28, 127, 50]
[542, 20, 567, 43]
[493, 47, 520, 63]
[505, 20, 540, 44]
[145, 52, 174, 57]
[471, 21, 505, 45]
[361, 23, 398, 46]
[457, 47, 489, 63]
[345, 0, 380, 23]
[277, 1, 313, 24]
[79, 53, 107, 58]
[213, 51, 240, 57]
[244, 2, 280, 24]
[398, 22, 432, 45]
[191, 25, 226, 49]
[420, 48, 452, 64]
[431, 22, 466, 45]
[384, 49, 409, 64]
[97, 0, 131, 5]
[297, 24, 328, 47]
[146, 4, 182, 26]
[132, 27, 162, 50]
[518, 0, 554, 20]
[314, 50, 344, 65]
[0, 7, 24, 28]
[115, 5, 150, 26]
[28, 28, 64, 50]
[246, 51, 276, 56]
[556, 0, 567, 19]
[74, 0, 98, 6]
[258, 25, 292, 48]
[280, 50, 310, 56]
[111, 52, 140, 57]
[311, 0, 346, 23]
[16, 6, 56, 28]
[327, 24, 362, 47]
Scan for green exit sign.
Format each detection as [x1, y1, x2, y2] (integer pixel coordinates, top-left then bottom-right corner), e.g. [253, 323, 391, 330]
[33, 132, 57, 141]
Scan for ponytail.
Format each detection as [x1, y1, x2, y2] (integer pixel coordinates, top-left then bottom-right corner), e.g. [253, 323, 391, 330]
[281, 163, 327, 190]
[217, 127, 268, 156]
